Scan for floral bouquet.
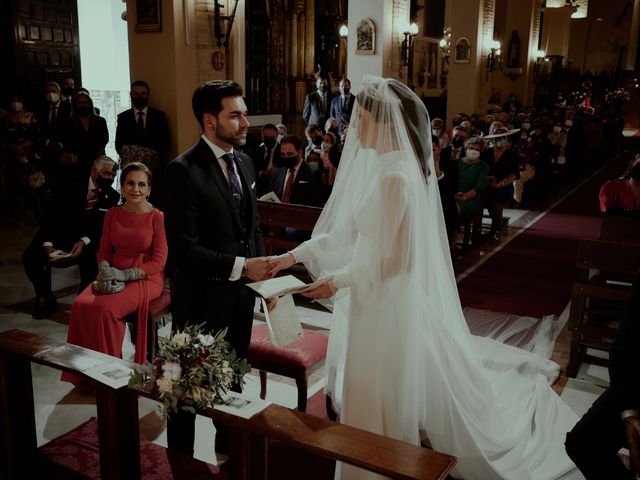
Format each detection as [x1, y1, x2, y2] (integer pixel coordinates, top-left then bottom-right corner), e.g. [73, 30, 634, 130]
[129, 324, 250, 417]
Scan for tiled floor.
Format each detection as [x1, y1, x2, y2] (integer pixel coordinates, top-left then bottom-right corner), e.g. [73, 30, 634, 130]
[0, 212, 601, 478]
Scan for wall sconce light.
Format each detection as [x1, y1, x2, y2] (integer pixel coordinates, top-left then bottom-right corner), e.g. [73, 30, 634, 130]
[486, 39, 502, 79]
[401, 22, 419, 66]
[213, 0, 239, 48]
[339, 24, 349, 39]
[534, 49, 547, 73]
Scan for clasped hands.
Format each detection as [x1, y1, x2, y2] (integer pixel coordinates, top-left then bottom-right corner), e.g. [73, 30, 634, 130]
[93, 261, 142, 294]
[249, 253, 337, 300]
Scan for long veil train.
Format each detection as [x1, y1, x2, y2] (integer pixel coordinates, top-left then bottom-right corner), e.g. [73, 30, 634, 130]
[291, 75, 578, 479]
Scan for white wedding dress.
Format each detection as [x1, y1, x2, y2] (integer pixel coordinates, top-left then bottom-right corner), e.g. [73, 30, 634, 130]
[291, 76, 578, 480]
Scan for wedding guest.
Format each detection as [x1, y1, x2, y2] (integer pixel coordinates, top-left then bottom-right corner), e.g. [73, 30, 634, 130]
[330, 78, 354, 135]
[38, 81, 71, 178]
[304, 124, 323, 158]
[431, 117, 450, 148]
[163, 80, 271, 456]
[253, 123, 281, 197]
[548, 120, 567, 165]
[23, 155, 118, 319]
[320, 131, 340, 187]
[565, 269, 640, 479]
[433, 134, 459, 254]
[275, 123, 287, 143]
[599, 155, 640, 213]
[303, 73, 333, 127]
[455, 136, 489, 229]
[62, 161, 167, 386]
[482, 127, 520, 241]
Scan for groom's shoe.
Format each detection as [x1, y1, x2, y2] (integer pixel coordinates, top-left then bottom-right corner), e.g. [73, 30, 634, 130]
[33, 295, 58, 319]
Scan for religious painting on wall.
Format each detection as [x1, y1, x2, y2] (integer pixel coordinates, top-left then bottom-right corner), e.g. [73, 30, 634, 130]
[355, 18, 376, 55]
[454, 37, 470, 63]
[135, 0, 162, 32]
[426, 41, 438, 88]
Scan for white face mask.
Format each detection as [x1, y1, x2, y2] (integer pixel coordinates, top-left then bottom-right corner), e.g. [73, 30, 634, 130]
[11, 102, 23, 112]
[321, 142, 331, 152]
[495, 138, 508, 148]
[553, 126, 562, 133]
[521, 122, 531, 130]
[565, 120, 573, 127]
[47, 92, 60, 104]
[465, 149, 481, 161]
[432, 129, 441, 137]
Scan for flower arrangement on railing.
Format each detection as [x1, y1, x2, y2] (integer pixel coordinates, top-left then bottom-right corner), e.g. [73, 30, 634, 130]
[129, 324, 250, 417]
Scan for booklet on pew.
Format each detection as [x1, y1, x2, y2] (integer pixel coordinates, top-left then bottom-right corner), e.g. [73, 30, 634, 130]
[258, 191, 281, 203]
[215, 392, 271, 419]
[248, 275, 322, 347]
[82, 362, 135, 389]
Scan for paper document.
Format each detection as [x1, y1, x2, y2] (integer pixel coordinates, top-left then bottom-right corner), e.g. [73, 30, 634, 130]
[247, 275, 322, 299]
[49, 250, 73, 261]
[82, 362, 135, 389]
[215, 392, 271, 419]
[260, 294, 304, 347]
[259, 191, 281, 203]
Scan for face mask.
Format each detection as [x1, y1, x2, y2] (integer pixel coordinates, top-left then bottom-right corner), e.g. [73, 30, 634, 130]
[11, 102, 23, 112]
[465, 149, 480, 161]
[321, 142, 332, 152]
[312, 135, 323, 146]
[565, 120, 573, 127]
[451, 136, 464, 148]
[339, 87, 350, 96]
[553, 126, 562, 133]
[495, 138, 508, 148]
[630, 164, 640, 181]
[318, 84, 327, 93]
[63, 86, 74, 96]
[521, 122, 531, 130]
[263, 138, 277, 149]
[131, 96, 148, 109]
[280, 156, 298, 168]
[47, 93, 59, 104]
[76, 105, 92, 117]
[96, 175, 114, 190]
[432, 129, 441, 137]
[329, 127, 339, 135]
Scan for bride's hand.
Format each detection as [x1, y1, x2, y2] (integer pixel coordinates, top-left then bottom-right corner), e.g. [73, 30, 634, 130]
[268, 253, 296, 278]
[301, 279, 337, 300]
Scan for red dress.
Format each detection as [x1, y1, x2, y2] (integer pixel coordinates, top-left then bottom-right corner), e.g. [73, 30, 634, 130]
[62, 207, 167, 384]
[599, 178, 638, 213]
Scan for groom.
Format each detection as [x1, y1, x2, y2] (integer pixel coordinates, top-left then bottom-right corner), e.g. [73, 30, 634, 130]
[163, 80, 271, 455]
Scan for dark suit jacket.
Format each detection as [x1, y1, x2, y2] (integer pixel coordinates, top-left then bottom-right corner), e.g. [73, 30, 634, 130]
[164, 139, 266, 333]
[437, 147, 461, 231]
[303, 90, 333, 127]
[37, 176, 119, 251]
[252, 143, 281, 197]
[61, 115, 109, 175]
[38, 101, 71, 145]
[270, 161, 324, 207]
[330, 95, 355, 134]
[115, 106, 170, 158]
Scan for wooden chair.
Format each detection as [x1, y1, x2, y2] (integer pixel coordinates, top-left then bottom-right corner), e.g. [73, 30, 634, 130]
[126, 286, 172, 362]
[600, 211, 640, 244]
[566, 238, 640, 377]
[0, 329, 457, 480]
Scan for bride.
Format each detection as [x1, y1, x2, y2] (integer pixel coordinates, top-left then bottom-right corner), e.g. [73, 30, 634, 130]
[269, 75, 578, 480]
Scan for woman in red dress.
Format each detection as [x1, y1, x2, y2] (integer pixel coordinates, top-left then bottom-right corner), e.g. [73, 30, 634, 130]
[599, 156, 640, 213]
[62, 161, 167, 385]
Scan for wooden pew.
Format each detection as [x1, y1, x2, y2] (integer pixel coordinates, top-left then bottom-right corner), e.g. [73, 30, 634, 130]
[566, 238, 640, 377]
[600, 211, 640, 244]
[0, 329, 456, 480]
[258, 200, 323, 256]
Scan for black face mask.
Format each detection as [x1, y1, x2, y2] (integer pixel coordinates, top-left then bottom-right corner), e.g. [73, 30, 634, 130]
[76, 105, 92, 117]
[452, 136, 464, 148]
[318, 84, 327, 93]
[630, 164, 640, 181]
[131, 96, 148, 109]
[96, 175, 114, 190]
[280, 156, 298, 168]
[63, 86, 75, 96]
[263, 139, 277, 149]
[312, 136, 323, 146]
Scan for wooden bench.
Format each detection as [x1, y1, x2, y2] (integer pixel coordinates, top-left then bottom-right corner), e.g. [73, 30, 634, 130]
[0, 329, 457, 480]
[258, 200, 322, 257]
[600, 211, 640, 244]
[566, 238, 640, 377]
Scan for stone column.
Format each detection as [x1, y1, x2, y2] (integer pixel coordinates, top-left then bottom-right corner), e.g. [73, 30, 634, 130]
[304, 0, 315, 76]
[297, 12, 306, 77]
[291, 13, 299, 77]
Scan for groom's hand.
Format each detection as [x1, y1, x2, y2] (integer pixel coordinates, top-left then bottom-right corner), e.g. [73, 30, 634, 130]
[245, 257, 273, 281]
[268, 253, 296, 278]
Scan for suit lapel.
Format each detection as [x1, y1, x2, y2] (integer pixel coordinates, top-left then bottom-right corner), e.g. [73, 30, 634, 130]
[235, 152, 256, 230]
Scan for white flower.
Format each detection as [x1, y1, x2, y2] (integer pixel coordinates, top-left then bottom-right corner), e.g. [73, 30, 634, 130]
[222, 360, 234, 384]
[172, 332, 191, 348]
[156, 377, 174, 394]
[163, 362, 182, 381]
[197, 333, 215, 347]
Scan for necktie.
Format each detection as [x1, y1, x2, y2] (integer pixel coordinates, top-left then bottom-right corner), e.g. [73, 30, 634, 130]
[86, 189, 98, 211]
[50, 106, 57, 128]
[221, 153, 242, 206]
[342, 96, 347, 112]
[282, 168, 296, 203]
[137, 111, 144, 131]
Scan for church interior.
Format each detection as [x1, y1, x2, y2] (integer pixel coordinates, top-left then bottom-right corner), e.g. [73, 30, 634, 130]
[1, 0, 640, 478]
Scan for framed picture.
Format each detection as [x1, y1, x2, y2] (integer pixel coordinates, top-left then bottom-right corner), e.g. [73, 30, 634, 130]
[135, 0, 162, 32]
[355, 18, 375, 55]
[454, 37, 471, 63]
[427, 41, 438, 88]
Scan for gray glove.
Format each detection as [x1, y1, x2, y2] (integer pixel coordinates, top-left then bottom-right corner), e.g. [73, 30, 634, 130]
[92, 279, 125, 294]
[97, 261, 141, 283]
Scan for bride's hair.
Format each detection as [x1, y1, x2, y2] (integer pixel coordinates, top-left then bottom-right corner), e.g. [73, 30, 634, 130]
[356, 81, 430, 177]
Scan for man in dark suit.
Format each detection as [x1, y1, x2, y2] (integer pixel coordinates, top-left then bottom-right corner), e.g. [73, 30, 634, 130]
[22, 155, 118, 318]
[115, 80, 170, 199]
[163, 80, 272, 456]
[270, 134, 323, 207]
[38, 81, 71, 176]
[252, 123, 281, 197]
[302, 73, 333, 127]
[330, 78, 355, 135]
[565, 269, 640, 479]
